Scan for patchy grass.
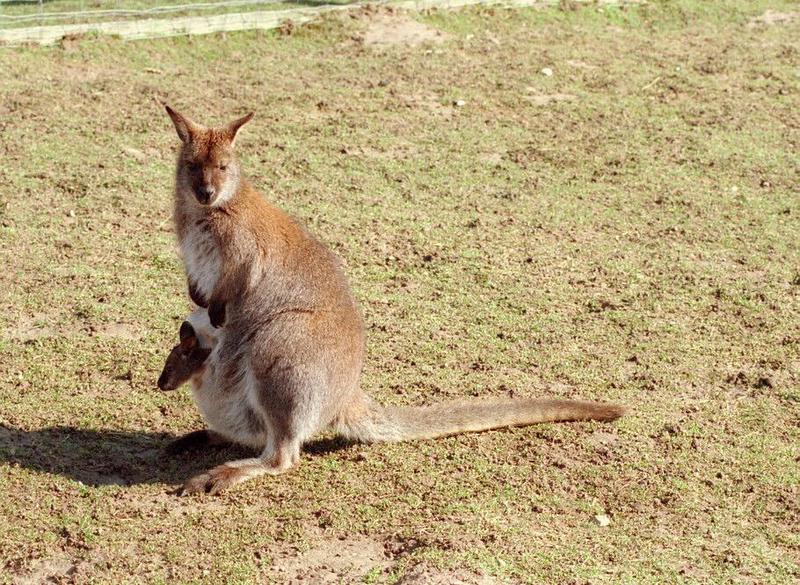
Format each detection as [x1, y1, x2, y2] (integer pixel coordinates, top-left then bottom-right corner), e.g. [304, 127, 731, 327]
[1, 1, 798, 583]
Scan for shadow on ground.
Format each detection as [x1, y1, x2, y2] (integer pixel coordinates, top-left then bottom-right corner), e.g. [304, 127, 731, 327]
[0, 424, 354, 487]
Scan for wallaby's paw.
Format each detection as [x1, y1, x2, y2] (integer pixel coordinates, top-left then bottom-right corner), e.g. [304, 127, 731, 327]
[208, 300, 226, 328]
[188, 280, 209, 308]
[179, 464, 245, 496]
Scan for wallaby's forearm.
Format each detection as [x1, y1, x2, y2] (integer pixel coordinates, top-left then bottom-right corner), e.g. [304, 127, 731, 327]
[207, 234, 258, 327]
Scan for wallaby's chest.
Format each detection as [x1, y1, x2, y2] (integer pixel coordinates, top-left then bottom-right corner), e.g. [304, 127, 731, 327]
[180, 222, 221, 303]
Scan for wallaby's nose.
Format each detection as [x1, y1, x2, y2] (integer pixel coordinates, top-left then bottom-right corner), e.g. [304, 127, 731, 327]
[195, 185, 215, 204]
[157, 372, 170, 391]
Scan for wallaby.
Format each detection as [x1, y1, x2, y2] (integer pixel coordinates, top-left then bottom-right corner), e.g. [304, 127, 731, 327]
[164, 106, 626, 496]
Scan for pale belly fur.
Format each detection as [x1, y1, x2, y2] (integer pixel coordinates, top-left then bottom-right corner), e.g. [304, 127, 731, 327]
[190, 341, 271, 450]
[180, 225, 221, 302]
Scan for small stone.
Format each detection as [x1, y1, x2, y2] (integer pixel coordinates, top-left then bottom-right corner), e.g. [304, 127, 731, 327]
[541, 67, 554, 76]
[122, 146, 146, 162]
[594, 514, 611, 527]
[454, 99, 466, 107]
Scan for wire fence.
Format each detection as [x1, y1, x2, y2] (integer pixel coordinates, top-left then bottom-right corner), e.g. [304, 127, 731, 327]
[0, 0, 349, 26]
[0, 0, 640, 45]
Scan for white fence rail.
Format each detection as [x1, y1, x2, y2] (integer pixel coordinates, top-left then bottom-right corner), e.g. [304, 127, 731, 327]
[0, 0, 642, 46]
[0, 0, 301, 25]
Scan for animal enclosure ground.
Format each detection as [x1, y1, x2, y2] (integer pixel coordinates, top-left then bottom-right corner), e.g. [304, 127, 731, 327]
[0, 1, 798, 583]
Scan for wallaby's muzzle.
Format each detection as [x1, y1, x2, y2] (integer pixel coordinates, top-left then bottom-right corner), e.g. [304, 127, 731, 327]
[194, 185, 215, 205]
[157, 370, 174, 391]
[157, 346, 181, 391]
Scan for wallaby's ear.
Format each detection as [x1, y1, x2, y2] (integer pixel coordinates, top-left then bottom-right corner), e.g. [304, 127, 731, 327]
[179, 320, 196, 343]
[226, 112, 254, 145]
[165, 104, 201, 144]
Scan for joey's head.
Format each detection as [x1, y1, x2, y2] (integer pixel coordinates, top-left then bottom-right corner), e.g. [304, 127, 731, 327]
[165, 105, 253, 207]
[157, 321, 212, 391]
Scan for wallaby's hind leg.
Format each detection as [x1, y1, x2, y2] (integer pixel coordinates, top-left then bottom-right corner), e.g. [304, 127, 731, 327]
[179, 436, 300, 496]
[165, 429, 230, 455]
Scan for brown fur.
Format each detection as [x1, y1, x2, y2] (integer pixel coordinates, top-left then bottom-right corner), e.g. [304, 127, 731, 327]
[164, 106, 627, 496]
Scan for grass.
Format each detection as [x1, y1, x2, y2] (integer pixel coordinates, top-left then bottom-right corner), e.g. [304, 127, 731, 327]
[0, 0, 798, 583]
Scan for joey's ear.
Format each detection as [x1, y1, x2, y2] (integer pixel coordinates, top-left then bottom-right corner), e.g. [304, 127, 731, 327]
[165, 104, 201, 144]
[226, 112, 254, 145]
[179, 320, 196, 342]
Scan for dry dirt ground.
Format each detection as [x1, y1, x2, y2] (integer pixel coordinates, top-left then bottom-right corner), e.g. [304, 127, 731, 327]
[0, 1, 798, 583]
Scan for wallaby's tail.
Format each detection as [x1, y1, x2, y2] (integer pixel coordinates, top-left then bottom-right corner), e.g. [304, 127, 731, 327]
[336, 397, 625, 443]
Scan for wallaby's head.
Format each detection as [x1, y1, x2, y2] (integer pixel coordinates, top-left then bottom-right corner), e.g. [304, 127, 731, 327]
[165, 105, 254, 207]
[157, 321, 212, 391]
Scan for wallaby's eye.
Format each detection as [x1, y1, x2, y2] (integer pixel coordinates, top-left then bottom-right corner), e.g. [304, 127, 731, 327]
[219, 164, 227, 171]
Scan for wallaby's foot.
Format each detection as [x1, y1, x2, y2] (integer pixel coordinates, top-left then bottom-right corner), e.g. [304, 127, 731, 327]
[208, 300, 226, 328]
[179, 460, 263, 496]
[165, 429, 229, 455]
[178, 441, 300, 495]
